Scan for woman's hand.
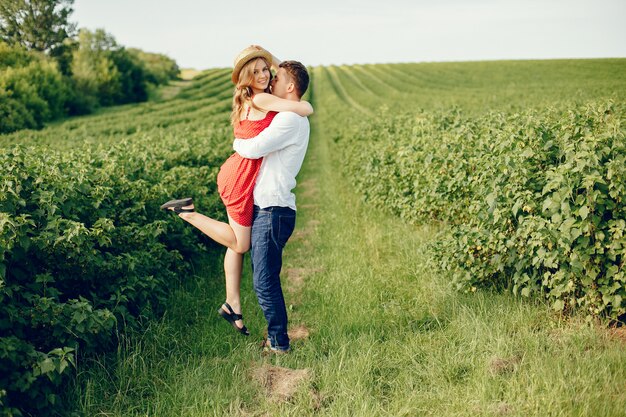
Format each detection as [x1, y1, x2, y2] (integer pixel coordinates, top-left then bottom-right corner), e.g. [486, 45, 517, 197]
[299, 101, 314, 116]
[250, 45, 281, 69]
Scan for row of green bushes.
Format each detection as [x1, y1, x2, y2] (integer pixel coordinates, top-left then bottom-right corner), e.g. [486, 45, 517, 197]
[0, 118, 231, 415]
[339, 101, 625, 321]
[0, 28, 179, 134]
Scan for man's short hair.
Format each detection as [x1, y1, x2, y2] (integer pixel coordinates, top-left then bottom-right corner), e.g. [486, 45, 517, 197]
[279, 61, 309, 98]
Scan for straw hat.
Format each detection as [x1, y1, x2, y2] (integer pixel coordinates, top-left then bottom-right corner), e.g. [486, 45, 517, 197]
[232, 46, 272, 84]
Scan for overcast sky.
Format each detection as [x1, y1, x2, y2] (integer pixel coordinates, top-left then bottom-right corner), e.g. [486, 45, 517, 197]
[72, 0, 626, 70]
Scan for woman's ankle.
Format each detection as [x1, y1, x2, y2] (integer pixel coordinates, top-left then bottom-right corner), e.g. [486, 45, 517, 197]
[224, 300, 241, 313]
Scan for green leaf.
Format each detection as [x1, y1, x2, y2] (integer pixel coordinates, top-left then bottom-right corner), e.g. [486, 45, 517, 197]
[579, 205, 589, 220]
[39, 358, 55, 375]
[58, 359, 69, 374]
[486, 192, 496, 208]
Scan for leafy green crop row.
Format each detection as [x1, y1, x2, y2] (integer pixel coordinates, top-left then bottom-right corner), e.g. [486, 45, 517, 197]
[0, 69, 233, 415]
[313, 60, 626, 322]
[342, 102, 625, 319]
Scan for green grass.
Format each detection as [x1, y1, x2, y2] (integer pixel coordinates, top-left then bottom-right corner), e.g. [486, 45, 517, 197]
[65, 64, 626, 415]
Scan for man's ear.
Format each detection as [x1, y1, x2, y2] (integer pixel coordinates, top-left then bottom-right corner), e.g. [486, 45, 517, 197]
[286, 82, 295, 93]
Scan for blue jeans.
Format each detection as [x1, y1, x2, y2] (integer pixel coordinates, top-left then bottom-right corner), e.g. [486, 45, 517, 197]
[251, 205, 296, 351]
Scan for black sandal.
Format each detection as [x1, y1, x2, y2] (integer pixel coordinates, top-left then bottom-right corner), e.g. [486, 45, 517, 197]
[160, 197, 194, 213]
[218, 302, 249, 336]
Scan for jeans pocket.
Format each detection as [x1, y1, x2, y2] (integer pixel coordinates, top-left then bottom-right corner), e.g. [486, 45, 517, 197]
[276, 214, 296, 248]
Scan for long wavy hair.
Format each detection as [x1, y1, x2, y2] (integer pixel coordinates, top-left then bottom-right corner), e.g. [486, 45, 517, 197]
[230, 57, 272, 126]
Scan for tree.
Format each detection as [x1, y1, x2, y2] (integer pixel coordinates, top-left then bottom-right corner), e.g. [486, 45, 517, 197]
[0, 46, 67, 133]
[110, 48, 148, 103]
[70, 28, 121, 110]
[69, 28, 151, 109]
[128, 48, 180, 85]
[0, 0, 76, 53]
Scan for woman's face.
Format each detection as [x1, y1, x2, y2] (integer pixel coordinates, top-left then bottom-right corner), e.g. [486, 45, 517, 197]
[250, 58, 271, 92]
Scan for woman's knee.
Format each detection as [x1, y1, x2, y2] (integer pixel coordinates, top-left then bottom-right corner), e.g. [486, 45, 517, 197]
[232, 242, 250, 255]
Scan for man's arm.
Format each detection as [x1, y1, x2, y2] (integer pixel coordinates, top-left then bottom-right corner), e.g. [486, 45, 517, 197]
[233, 113, 300, 159]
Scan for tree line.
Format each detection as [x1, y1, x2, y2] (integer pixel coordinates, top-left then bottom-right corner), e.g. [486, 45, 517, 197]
[0, 0, 180, 134]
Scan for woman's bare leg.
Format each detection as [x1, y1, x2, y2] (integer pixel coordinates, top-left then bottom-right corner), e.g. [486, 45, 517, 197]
[222, 248, 244, 329]
[175, 204, 251, 254]
[172, 204, 251, 330]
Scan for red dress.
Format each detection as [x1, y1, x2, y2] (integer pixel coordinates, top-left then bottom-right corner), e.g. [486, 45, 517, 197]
[217, 111, 277, 226]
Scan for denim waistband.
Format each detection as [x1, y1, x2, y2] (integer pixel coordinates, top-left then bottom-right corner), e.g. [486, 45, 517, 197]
[254, 205, 295, 214]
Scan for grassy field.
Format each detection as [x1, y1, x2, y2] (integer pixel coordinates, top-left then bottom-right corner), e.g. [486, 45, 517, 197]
[66, 116, 626, 416]
[55, 59, 626, 416]
[2, 59, 625, 416]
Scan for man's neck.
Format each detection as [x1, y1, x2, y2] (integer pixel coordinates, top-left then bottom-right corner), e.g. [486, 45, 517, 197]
[284, 93, 300, 102]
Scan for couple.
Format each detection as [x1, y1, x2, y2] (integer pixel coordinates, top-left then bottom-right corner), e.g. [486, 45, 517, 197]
[161, 46, 312, 353]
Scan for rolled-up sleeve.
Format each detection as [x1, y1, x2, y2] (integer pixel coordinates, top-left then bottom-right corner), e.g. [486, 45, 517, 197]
[233, 112, 299, 159]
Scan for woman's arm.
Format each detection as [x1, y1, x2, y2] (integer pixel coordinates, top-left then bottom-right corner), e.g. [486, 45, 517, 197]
[269, 52, 281, 70]
[253, 93, 314, 117]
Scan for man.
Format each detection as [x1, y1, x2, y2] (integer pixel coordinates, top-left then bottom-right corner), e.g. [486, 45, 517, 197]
[232, 60, 311, 353]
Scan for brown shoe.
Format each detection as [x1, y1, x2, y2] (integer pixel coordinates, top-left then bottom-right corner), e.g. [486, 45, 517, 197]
[261, 338, 290, 354]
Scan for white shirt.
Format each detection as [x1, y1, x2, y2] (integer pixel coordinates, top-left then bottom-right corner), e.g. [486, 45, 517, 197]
[233, 112, 310, 210]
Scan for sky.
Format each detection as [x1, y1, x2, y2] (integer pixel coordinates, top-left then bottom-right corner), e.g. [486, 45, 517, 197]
[72, 0, 626, 70]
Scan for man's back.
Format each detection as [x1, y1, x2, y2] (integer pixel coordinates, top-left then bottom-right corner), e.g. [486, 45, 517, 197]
[233, 111, 310, 210]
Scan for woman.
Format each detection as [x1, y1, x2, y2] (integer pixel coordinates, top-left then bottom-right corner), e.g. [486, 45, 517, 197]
[161, 46, 313, 335]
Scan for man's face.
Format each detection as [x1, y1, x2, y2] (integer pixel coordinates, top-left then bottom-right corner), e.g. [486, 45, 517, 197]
[271, 68, 293, 99]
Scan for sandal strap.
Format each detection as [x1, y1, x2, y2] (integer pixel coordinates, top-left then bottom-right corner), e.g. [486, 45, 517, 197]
[223, 302, 243, 320]
[173, 207, 194, 213]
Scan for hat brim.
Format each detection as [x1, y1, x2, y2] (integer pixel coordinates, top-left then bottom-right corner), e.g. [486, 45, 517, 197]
[232, 50, 272, 84]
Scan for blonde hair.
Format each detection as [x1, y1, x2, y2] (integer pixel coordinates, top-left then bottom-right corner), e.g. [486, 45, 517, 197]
[230, 58, 272, 126]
